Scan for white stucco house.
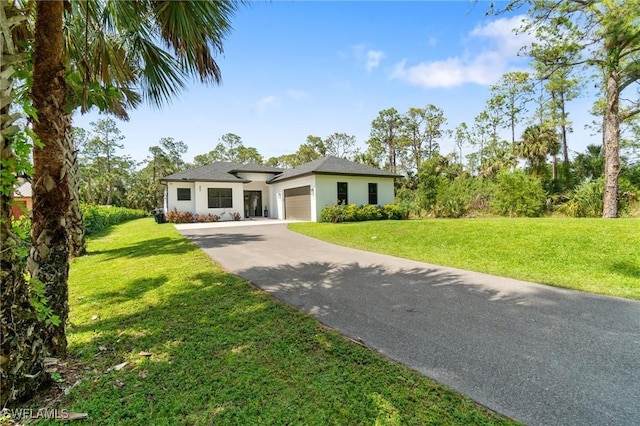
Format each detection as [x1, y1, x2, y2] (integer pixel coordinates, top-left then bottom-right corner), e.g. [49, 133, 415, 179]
[160, 156, 402, 222]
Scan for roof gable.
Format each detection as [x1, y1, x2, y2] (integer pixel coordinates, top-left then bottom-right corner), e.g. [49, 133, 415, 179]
[267, 156, 402, 183]
[160, 157, 401, 184]
[161, 162, 282, 183]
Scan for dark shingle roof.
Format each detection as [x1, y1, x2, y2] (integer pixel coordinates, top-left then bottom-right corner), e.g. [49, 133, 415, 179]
[160, 162, 282, 183]
[160, 158, 400, 184]
[267, 156, 402, 183]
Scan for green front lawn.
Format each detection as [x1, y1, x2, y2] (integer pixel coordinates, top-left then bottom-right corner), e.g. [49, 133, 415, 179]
[290, 218, 640, 300]
[47, 218, 516, 425]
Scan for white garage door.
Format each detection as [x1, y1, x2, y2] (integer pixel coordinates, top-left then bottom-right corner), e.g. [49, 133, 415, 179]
[284, 186, 311, 221]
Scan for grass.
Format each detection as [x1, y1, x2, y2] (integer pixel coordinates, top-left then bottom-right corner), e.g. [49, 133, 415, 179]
[289, 218, 640, 300]
[39, 218, 517, 425]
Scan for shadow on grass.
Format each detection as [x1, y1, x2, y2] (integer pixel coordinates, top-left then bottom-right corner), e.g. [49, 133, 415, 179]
[64, 255, 640, 425]
[85, 217, 154, 241]
[89, 237, 198, 260]
[65, 265, 518, 425]
[90, 275, 170, 305]
[610, 261, 640, 279]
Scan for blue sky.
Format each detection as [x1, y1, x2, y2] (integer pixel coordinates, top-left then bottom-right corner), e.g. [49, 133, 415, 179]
[73, 0, 600, 165]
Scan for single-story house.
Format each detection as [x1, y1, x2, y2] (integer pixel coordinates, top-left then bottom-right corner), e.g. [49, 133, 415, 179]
[12, 180, 32, 219]
[160, 156, 402, 222]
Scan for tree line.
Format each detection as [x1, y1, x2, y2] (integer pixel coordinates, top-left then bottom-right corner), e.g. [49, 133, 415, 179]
[75, 88, 639, 217]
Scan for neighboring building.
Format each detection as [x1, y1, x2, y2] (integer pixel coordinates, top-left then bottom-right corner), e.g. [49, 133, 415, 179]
[12, 180, 32, 219]
[160, 156, 402, 222]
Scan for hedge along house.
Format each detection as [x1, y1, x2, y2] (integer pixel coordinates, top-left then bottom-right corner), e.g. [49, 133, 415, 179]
[160, 156, 402, 222]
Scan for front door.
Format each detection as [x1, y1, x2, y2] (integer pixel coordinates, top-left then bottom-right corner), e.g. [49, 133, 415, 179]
[243, 191, 262, 217]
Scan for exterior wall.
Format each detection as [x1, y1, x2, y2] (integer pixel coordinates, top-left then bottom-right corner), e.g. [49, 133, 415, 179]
[11, 197, 32, 219]
[314, 175, 395, 219]
[268, 175, 317, 221]
[166, 182, 196, 213]
[194, 181, 245, 219]
[166, 181, 245, 220]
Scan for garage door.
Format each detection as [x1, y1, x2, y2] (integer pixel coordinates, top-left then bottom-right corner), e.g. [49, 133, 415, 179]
[284, 186, 311, 221]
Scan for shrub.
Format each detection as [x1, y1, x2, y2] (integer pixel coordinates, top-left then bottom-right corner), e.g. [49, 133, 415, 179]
[395, 186, 420, 217]
[193, 213, 220, 223]
[320, 204, 343, 223]
[433, 177, 474, 218]
[557, 177, 638, 217]
[381, 204, 408, 220]
[556, 179, 603, 217]
[82, 204, 148, 235]
[319, 203, 407, 223]
[357, 204, 383, 221]
[165, 208, 195, 223]
[491, 170, 546, 217]
[341, 204, 359, 222]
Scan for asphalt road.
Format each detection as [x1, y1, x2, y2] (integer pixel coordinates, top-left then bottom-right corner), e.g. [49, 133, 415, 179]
[178, 222, 640, 426]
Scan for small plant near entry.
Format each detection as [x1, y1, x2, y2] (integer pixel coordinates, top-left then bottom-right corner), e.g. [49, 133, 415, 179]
[165, 208, 194, 223]
[232, 212, 242, 221]
[166, 209, 223, 223]
[193, 213, 220, 223]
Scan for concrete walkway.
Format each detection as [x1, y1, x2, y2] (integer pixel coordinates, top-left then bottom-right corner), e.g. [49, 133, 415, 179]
[179, 224, 640, 426]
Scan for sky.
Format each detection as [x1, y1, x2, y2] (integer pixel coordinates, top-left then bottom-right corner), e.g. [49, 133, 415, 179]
[73, 0, 602, 166]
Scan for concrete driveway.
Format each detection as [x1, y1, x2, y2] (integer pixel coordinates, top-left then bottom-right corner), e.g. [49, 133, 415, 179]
[178, 223, 640, 426]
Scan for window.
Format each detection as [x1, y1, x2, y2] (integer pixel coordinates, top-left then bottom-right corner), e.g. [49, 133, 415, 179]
[337, 182, 348, 205]
[177, 188, 191, 201]
[368, 183, 378, 205]
[208, 188, 233, 208]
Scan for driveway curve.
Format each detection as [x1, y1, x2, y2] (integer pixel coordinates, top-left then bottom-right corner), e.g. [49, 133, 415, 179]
[178, 223, 640, 426]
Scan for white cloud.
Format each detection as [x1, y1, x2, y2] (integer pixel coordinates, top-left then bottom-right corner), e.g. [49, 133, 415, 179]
[352, 44, 385, 73]
[391, 15, 532, 89]
[286, 89, 308, 100]
[470, 15, 533, 56]
[366, 50, 384, 72]
[255, 95, 279, 111]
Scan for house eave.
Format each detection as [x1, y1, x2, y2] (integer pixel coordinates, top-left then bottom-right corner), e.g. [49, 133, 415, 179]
[267, 171, 402, 184]
[160, 178, 251, 184]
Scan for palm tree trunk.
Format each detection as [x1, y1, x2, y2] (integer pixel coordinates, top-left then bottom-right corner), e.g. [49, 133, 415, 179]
[602, 70, 620, 218]
[1, 2, 48, 404]
[67, 137, 87, 257]
[0, 154, 48, 406]
[29, 0, 70, 358]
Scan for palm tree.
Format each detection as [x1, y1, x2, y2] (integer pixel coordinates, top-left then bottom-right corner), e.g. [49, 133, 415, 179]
[515, 125, 560, 177]
[29, 0, 243, 361]
[0, 0, 51, 405]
